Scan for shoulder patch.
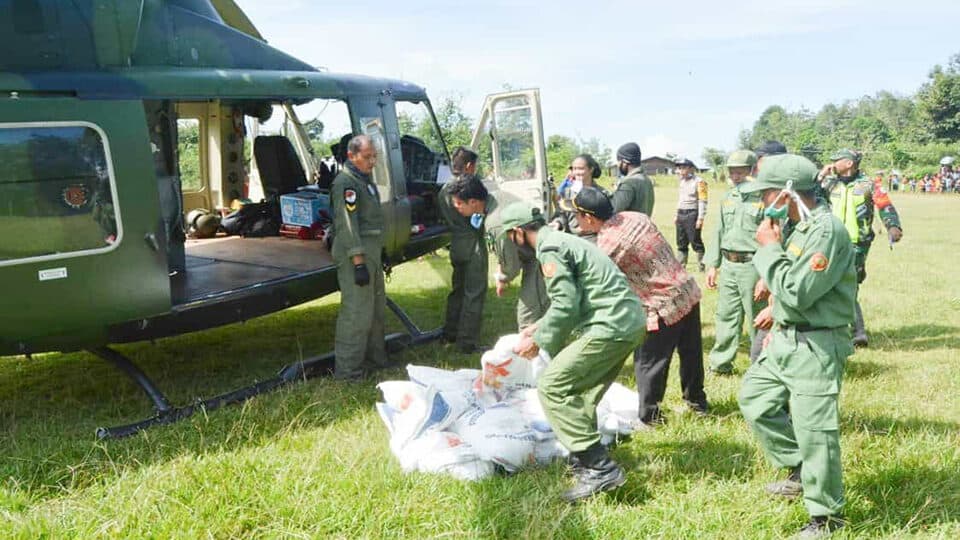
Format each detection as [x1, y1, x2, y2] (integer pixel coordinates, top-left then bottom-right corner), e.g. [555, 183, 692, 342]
[810, 253, 829, 272]
[541, 261, 557, 278]
[344, 188, 358, 212]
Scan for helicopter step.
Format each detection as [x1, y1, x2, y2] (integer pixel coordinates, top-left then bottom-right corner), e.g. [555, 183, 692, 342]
[92, 296, 442, 439]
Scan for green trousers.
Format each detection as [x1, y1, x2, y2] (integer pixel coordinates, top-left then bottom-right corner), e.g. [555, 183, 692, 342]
[738, 327, 851, 517]
[443, 246, 488, 348]
[516, 257, 550, 331]
[333, 236, 387, 379]
[708, 259, 764, 372]
[538, 333, 642, 453]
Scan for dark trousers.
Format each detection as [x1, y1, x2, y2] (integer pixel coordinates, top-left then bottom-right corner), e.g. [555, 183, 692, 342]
[635, 303, 707, 422]
[676, 209, 704, 256]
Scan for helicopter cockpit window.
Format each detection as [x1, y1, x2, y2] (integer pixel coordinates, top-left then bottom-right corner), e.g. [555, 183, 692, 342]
[0, 124, 120, 265]
[395, 100, 449, 185]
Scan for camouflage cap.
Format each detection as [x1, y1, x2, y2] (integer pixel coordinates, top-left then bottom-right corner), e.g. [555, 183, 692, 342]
[498, 202, 545, 232]
[726, 150, 758, 168]
[739, 154, 819, 194]
[830, 148, 861, 163]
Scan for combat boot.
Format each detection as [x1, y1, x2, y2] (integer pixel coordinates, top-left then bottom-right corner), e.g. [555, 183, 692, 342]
[853, 302, 868, 347]
[561, 443, 626, 503]
[765, 465, 803, 499]
[678, 251, 688, 267]
[696, 251, 706, 272]
[793, 515, 844, 539]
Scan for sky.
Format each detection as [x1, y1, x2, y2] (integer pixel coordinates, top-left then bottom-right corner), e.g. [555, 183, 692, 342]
[236, 0, 960, 163]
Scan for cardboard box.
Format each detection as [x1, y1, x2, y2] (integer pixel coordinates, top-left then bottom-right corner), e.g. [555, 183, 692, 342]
[280, 191, 330, 227]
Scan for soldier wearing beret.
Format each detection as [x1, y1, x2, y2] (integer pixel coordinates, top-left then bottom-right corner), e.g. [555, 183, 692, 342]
[611, 142, 655, 216]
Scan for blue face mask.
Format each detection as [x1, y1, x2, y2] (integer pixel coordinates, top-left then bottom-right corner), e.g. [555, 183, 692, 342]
[470, 213, 484, 229]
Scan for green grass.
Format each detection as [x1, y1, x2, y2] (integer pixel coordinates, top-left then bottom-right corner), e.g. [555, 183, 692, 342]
[1, 185, 958, 539]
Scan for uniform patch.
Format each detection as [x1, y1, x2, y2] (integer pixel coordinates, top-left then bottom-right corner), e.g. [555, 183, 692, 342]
[541, 262, 557, 278]
[344, 188, 357, 212]
[787, 243, 803, 257]
[810, 253, 829, 272]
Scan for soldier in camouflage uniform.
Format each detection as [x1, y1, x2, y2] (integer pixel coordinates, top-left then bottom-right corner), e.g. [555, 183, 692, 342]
[705, 150, 766, 374]
[818, 149, 903, 347]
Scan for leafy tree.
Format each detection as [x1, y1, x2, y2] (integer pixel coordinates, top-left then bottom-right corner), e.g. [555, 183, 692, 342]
[917, 53, 960, 141]
[701, 147, 727, 182]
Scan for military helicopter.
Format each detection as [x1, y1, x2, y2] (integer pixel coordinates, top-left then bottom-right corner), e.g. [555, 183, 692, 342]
[0, 0, 551, 438]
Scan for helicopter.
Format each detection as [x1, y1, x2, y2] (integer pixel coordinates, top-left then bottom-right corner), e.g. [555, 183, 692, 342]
[0, 0, 551, 438]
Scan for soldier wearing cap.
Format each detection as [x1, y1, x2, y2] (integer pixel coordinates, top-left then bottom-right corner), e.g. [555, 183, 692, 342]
[738, 154, 856, 538]
[331, 135, 388, 380]
[504, 202, 644, 503]
[573, 187, 708, 425]
[674, 157, 708, 271]
[438, 150, 493, 354]
[818, 149, 903, 347]
[705, 150, 767, 374]
[611, 142, 655, 216]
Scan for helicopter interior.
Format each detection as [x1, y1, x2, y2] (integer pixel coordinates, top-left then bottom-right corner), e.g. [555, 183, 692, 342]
[153, 99, 449, 305]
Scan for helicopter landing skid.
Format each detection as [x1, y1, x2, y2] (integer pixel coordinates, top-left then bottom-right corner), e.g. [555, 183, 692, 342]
[92, 296, 442, 439]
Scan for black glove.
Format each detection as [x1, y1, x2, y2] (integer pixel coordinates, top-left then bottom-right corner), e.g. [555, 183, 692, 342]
[354, 263, 370, 286]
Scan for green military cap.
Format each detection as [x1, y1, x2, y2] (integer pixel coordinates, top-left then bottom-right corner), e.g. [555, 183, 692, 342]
[726, 149, 758, 168]
[739, 154, 819, 194]
[830, 148, 861, 163]
[499, 201, 545, 232]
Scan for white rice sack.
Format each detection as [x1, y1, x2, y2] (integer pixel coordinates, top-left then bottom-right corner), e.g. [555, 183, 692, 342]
[377, 381, 456, 451]
[477, 334, 551, 402]
[533, 438, 570, 465]
[453, 403, 537, 473]
[597, 382, 641, 436]
[395, 430, 495, 481]
[406, 365, 479, 420]
[514, 388, 554, 440]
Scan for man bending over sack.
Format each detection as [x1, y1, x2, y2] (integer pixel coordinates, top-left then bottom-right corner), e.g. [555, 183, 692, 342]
[503, 202, 645, 503]
[570, 187, 708, 426]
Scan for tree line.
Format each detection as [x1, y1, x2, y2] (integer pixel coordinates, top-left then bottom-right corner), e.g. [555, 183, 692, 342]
[734, 51, 960, 177]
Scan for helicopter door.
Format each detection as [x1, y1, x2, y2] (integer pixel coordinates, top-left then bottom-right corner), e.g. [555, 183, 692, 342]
[470, 89, 551, 215]
[0, 98, 170, 351]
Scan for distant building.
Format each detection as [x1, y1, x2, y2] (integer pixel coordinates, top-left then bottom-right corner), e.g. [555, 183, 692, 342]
[640, 156, 675, 176]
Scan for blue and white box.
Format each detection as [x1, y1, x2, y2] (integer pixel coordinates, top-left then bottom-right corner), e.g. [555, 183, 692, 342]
[280, 191, 330, 227]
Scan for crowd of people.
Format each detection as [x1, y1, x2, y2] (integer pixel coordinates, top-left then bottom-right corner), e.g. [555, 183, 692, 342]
[879, 164, 960, 193]
[329, 135, 905, 538]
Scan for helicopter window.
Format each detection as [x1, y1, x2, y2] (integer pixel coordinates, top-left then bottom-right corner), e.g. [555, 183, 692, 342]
[491, 95, 537, 181]
[395, 100, 448, 184]
[0, 123, 120, 265]
[177, 118, 204, 192]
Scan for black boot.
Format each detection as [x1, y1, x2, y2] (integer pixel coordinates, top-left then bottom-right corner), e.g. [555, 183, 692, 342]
[678, 251, 689, 267]
[794, 515, 844, 539]
[853, 301, 868, 347]
[696, 251, 706, 272]
[561, 443, 626, 503]
[765, 464, 803, 499]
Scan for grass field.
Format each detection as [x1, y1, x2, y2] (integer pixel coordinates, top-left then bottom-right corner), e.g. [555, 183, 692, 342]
[1, 183, 958, 539]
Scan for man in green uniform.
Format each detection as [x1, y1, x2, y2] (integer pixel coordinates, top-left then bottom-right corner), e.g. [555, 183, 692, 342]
[611, 142, 655, 215]
[738, 154, 857, 538]
[438, 148, 490, 353]
[331, 135, 388, 380]
[504, 202, 645, 502]
[818, 149, 903, 347]
[705, 150, 766, 374]
[489, 223, 550, 331]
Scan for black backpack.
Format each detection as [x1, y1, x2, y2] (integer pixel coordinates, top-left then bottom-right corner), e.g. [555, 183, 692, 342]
[220, 201, 281, 237]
